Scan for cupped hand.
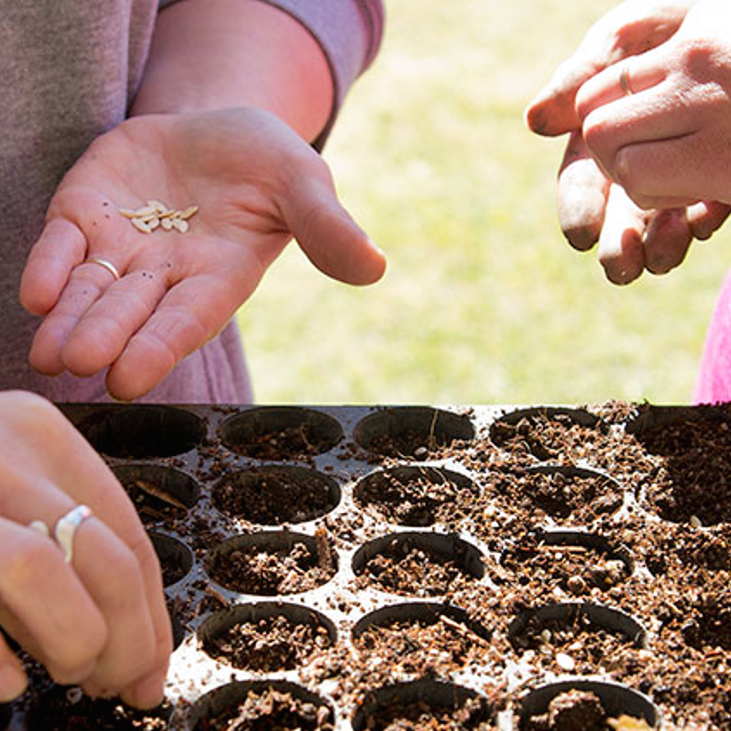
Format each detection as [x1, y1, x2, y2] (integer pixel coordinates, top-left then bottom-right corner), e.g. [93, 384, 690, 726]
[20, 108, 386, 401]
[0, 391, 171, 707]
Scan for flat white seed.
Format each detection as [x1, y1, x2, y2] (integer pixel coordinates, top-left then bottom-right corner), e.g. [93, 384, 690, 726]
[118, 208, 140, 218]
[172, 218, 189, 233]
[147, 217, 161, 231]
[146, 200, 170, 214]
[131, 217, 153, 233]
[178, 205, 199, 220]
[161, 217, 174, 231]
[131, 205, 159, 218]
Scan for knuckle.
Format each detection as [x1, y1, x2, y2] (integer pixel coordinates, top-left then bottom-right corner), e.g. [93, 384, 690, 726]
[95, 550, 141, 605]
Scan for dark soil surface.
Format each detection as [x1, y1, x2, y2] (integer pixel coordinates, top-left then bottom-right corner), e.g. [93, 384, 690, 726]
[354, 615, 492, 676]
[355, 540, 479, 597]
[497, 536, 632, 599]
[225, 425, 334, 460]
[203, 615, 333, 672]
[354, 469, 476, 527]
[488, 469, 623, 524]
[522, 690, 622, 731]
[25, 686, 172, 730]
[362, 696, 496, 730]
[213, 469, 337, 525]
[120, 476, 189, 524]
[193, 688, 334, 731]
[207, 539, 337, 595]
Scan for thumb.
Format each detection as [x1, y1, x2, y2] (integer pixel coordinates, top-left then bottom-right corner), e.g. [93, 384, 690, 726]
[281, 175, 386, 286]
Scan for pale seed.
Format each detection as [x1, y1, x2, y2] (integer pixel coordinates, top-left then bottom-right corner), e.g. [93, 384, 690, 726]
[172, 218, 189, 233]
[131, 217, 153, 233]
[161, 217, 174, 231]
[178, 205, 199, 220]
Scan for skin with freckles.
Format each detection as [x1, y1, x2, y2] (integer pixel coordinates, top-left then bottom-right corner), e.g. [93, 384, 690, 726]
[525, 0, 731, 285]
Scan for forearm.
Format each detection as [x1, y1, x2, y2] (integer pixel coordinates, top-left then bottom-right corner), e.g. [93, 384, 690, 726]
[130, 0, 333, 143]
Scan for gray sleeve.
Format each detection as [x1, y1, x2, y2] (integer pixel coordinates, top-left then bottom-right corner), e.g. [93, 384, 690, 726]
[158, 0, 385, 149]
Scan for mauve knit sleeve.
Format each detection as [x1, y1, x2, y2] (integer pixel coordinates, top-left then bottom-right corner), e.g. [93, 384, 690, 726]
[158, 0, 385, 148]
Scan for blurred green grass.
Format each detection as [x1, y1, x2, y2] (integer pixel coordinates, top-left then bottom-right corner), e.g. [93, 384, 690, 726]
[237, 0, 731, 405]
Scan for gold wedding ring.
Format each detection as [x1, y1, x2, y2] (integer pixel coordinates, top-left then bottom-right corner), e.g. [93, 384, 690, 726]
[619, 66, 633, 97]
[86, 256, 121, 281]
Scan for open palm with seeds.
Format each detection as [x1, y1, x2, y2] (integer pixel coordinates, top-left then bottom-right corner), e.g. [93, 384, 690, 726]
[19, 107, 386, 401]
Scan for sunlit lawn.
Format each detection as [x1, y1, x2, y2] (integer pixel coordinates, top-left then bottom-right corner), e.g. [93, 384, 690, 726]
[237, 0, 731, 405]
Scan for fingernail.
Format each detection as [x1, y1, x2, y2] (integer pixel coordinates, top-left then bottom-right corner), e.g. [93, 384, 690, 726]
[366, 237, 385, 257]
[127, 670, 165, 709]
[0, 665, 27, 702]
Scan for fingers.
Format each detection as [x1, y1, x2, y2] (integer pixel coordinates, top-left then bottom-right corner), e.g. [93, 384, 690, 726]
[280, 164, 386, 286]
[597, 184, 647, 284]
[557, 131, 611, 250]
[104, 254, 254, 401]
[642, 207, 693, 274]
[28, 259, 133, 376]
[525, 0, 690, 136]
[19, 219, 88, 316]
[0, 394, 171, 707]
[0, 632, 27, 702]
[45, 270, 167, 378]
[687, 201, 731, 240]
[0, 516, 106, 686]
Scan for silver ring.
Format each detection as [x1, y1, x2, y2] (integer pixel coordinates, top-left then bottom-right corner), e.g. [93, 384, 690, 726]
[28, 519, 50, 537]
[54, 505, 93, 564]
[619, 67, 633, 96]
[86, 256, 121, 281]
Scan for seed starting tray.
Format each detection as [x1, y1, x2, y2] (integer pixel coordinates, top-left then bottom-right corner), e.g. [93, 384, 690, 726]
[8, 401, 731, 730]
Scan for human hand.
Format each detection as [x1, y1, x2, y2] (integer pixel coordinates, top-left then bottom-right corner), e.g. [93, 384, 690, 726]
[525, 0, 731, 283]
[0, 391, 171, 707]
[20, 108, 387, 400]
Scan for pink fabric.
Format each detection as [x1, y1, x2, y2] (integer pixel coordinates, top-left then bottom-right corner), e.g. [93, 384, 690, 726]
[695, 269, 731, 404]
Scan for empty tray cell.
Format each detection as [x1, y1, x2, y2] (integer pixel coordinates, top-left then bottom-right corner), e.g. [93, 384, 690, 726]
[352, 601, 492, 675]
[353, 466, 478, 527]
[508, 603, 647, 675]
[25, 684, 173, 730]
[115, 464, 200, 524]
[184, 679, 335, 730]
[489, 465, 623, 524]
[631, 409, 731, 527]
[149, 532, 193, 587]
[199, 601, 336, 672]
[206, 530, 338, 596]
[212, 466, 340, 526]
[353, 407, 475, 458]
[498, 530, 633, 597]
[218, 406, 343, 459]
[517, 679, 659, 730]
[351, 678, 497, 731]
[352, 532, 485, 597]
[489, 407, 602, 463]
[77, 405, 206, 459]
